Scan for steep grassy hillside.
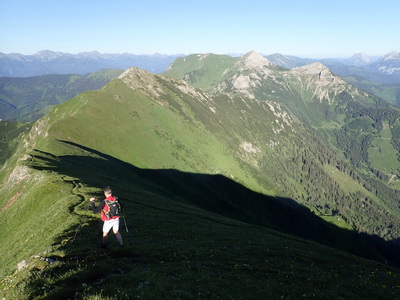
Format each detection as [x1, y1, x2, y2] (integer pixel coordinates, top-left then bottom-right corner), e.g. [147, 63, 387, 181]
[164, 52, 400, 241]
[0, 69, 123, 121]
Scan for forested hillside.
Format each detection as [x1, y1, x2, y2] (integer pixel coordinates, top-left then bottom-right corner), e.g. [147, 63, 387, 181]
[0, 69, 123, 121]
[0, 121, 31, 165]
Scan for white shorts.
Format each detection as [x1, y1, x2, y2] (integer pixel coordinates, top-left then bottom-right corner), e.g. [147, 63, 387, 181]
[103, 218, 120, 234]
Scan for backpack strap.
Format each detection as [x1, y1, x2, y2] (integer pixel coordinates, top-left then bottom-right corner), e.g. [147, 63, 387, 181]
[103, 199, 111, 218]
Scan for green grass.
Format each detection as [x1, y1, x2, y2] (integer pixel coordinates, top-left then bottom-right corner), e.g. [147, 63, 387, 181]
[368, 125, 400, 174]
[32, 68, 400, 242]
[37, 79, 274, 196]
[1, 149, 400, 299]
[323, 165, 368, 195]
[2, 66, 400, 299]
[319, 214, 353, 230]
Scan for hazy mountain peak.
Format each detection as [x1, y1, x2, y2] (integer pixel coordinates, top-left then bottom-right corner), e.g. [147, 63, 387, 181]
[34, 50, 57, 56]
[382, 50, 400, 61]
[34, 50, 63, 60]
[76, 51, 102, 58]
[350, 53, 372, 66]
[237, 51, 273, 69]
[351, 52, 369, 59]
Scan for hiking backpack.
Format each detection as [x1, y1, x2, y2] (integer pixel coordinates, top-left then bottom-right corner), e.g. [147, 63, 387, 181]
[104, 197, 121, 219]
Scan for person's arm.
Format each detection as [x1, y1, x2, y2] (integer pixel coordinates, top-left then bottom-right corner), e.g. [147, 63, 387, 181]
[90, 197, 105, 214]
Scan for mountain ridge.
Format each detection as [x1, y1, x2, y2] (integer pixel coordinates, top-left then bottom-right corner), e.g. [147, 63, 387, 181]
[1, 61, 400, 298]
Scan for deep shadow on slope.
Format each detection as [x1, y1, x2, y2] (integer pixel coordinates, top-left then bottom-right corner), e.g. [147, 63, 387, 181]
[29, 140, 400, 266]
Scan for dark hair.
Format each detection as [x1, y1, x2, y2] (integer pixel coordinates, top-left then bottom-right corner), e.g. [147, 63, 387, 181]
[103, 186, 112, 194]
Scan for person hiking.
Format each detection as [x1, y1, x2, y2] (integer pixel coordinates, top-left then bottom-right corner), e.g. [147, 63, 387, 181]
[90, 186, 124, 248]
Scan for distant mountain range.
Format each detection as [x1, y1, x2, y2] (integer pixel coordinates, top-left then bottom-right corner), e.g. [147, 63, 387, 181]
[267, 51, 400, 81]
[0, 50, 398, 78]
[266, 51, 400, 106]
[2, 49, 400, 106]
[0, 50, 182, 77]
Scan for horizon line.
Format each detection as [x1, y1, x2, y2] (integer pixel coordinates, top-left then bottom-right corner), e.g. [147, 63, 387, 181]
[1, 49, 397, 60]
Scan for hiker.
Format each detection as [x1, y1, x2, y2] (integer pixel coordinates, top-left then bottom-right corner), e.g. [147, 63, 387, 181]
[90, 186, 124, 247]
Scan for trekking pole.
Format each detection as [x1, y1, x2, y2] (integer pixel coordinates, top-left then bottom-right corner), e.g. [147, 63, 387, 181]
[73, 201, 91, 240]
[122, 215, 129, 233]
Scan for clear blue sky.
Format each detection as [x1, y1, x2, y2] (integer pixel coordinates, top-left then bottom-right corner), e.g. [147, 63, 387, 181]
[1, 0, 399, 58]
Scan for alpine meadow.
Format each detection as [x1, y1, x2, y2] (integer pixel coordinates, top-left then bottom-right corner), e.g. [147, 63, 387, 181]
[1, 51, 400, 299]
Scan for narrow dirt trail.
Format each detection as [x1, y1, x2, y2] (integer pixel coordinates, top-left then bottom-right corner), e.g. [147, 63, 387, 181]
[388, 174, 396, 185]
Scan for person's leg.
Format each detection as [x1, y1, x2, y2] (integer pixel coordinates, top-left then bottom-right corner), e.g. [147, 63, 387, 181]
[112, 219, 123, 246]
[102, 220, 112, 246]
[102, 232, 109, 245]
[114, 231, 123, 246]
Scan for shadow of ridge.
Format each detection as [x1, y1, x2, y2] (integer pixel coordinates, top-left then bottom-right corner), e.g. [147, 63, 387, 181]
[29, 140, 400, 266]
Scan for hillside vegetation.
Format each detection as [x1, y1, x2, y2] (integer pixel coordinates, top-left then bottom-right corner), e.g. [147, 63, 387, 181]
[1, 56, 400, 298]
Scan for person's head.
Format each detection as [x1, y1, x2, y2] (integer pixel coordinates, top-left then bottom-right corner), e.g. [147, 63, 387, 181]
[103, 186, 112, 197]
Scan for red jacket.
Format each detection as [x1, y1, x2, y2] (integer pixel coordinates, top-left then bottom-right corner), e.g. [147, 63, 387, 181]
[91, 196, 120, 221]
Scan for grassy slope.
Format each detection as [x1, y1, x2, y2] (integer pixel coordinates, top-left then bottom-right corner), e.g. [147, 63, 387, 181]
[1, 71, 400, 298]
[368, 124, 400, 173]
[1, 144, 400, 299]
[39, 80, 267, 195]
